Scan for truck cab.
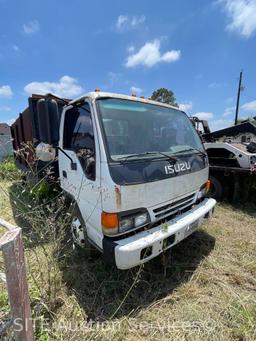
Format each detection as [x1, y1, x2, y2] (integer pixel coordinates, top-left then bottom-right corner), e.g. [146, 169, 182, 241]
[56, 91, 216, 269]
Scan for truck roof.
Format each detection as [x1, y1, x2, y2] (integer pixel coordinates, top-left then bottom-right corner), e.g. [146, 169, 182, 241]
[69, 91, 183, 112]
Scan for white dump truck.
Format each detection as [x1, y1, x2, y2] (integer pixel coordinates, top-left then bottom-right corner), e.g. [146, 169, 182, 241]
[11, 91, 216, 269]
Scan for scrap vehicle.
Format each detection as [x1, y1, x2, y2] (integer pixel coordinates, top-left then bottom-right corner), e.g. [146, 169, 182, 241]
[191, 117, 256, 200]
[11, 91, 216, 269]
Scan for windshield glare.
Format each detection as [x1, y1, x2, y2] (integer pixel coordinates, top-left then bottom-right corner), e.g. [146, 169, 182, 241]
[98, 98, 204, 161]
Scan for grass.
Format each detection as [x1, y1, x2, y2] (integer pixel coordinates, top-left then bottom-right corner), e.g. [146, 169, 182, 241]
[0, 175, 256, 340]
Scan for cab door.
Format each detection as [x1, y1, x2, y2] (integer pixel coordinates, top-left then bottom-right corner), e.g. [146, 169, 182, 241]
[58, 101, 102, 246]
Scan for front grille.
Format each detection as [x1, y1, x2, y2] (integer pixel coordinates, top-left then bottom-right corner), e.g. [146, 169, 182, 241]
[153, 193, 196, 220]
[106, 192, 197, 241]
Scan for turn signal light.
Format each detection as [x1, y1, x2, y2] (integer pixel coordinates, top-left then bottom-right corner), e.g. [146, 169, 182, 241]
[206, 180, 211, 192]
[101, 212, 118, 234]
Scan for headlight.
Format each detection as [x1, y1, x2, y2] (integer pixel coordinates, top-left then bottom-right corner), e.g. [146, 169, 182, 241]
[102, 210, 150, 235]
[134, 213, 148, 227]
[119, 211, 150, 233]
[119, 217, 133, 231]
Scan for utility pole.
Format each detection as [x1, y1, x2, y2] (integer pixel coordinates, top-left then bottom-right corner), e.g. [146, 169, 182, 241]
[234, 71, 243, 125]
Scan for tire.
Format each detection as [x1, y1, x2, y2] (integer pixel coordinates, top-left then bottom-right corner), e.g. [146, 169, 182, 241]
[209, 175, 223, 200]
[68, 204, 99, 257]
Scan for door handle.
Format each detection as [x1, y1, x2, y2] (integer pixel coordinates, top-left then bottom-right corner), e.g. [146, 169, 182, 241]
[63, 170, 67, 178]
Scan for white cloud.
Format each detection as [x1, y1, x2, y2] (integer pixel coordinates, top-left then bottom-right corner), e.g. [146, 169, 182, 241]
[208, 118, 233, 131]
[130, 15, 145, 27]
[126, 39, 181, 68]
[116, 15, 145, 32]
[195, 112, 214, 120]
[116, 15, 128, 31]
[23, 20, 39, 34]
[179, 102, 193, 112]
[130, 86, 143, 95]
[194, 106, 234, 131]
[24, 75, 84, 98]
[0, 85, 13, 98]
[161, 50, 181, 62]
[223, 105, 236, 116]
[219, 0, 256, 38]
[241, 100, 256, 111]
[5, 118, 15, 126]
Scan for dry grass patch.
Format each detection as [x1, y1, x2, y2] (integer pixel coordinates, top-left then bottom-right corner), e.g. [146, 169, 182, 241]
[0, 181, 15, 225]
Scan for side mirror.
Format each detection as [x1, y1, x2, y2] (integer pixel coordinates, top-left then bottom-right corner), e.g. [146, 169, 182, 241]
[36, 98, 60, 146]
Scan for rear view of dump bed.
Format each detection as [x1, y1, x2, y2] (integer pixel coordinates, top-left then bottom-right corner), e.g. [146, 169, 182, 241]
[11, 93, 68, 177]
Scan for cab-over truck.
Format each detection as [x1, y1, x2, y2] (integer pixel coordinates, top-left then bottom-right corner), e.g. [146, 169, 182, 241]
[11, 91, 216, 269]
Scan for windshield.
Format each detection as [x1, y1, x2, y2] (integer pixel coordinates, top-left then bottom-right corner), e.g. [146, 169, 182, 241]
[97, 98, 204, 161]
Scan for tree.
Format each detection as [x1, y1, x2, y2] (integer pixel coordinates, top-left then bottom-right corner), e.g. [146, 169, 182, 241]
[151, 88, 178, 106]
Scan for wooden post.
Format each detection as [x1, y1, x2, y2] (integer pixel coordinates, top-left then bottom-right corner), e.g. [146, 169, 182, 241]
[0, 228, 34, 341]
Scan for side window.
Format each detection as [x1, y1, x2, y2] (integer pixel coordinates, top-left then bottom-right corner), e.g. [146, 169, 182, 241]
[63, 103, 94, 151]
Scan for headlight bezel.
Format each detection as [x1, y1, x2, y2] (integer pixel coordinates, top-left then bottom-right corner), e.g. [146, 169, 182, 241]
[102, 208, 151, 236]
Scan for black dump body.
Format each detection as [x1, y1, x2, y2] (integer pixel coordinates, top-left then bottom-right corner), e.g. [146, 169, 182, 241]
[203, 121, 256, 142]
[11, 93, 69, 178]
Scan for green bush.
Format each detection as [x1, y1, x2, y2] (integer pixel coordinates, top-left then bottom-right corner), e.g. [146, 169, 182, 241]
[0, 155, 21, 180]
[30, 180, 59, 201]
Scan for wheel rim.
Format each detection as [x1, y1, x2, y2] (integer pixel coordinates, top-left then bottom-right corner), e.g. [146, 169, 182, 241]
[71, 216, 85, 247]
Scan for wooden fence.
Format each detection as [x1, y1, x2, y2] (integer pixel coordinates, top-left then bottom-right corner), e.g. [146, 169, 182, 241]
[0, 218, 34, 340]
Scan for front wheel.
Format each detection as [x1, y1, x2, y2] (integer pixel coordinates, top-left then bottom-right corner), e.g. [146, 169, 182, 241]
[68, 204, 98, 257]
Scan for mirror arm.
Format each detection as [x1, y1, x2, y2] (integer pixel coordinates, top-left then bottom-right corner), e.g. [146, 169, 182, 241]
[56, 146, 77, 170]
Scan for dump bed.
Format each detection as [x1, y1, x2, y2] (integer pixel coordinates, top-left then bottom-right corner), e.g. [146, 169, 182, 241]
[11, 93, 68, 176]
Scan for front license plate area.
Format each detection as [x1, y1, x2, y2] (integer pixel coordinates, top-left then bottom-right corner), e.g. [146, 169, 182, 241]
[184, 219, 199, 237]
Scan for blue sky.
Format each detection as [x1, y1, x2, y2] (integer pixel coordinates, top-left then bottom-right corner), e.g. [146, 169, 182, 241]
[1, 0, 256, 131]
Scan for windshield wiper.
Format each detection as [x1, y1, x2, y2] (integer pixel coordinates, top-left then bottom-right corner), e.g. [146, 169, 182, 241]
[117, 151, 177, 163]
[173, 147, 207, 157]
